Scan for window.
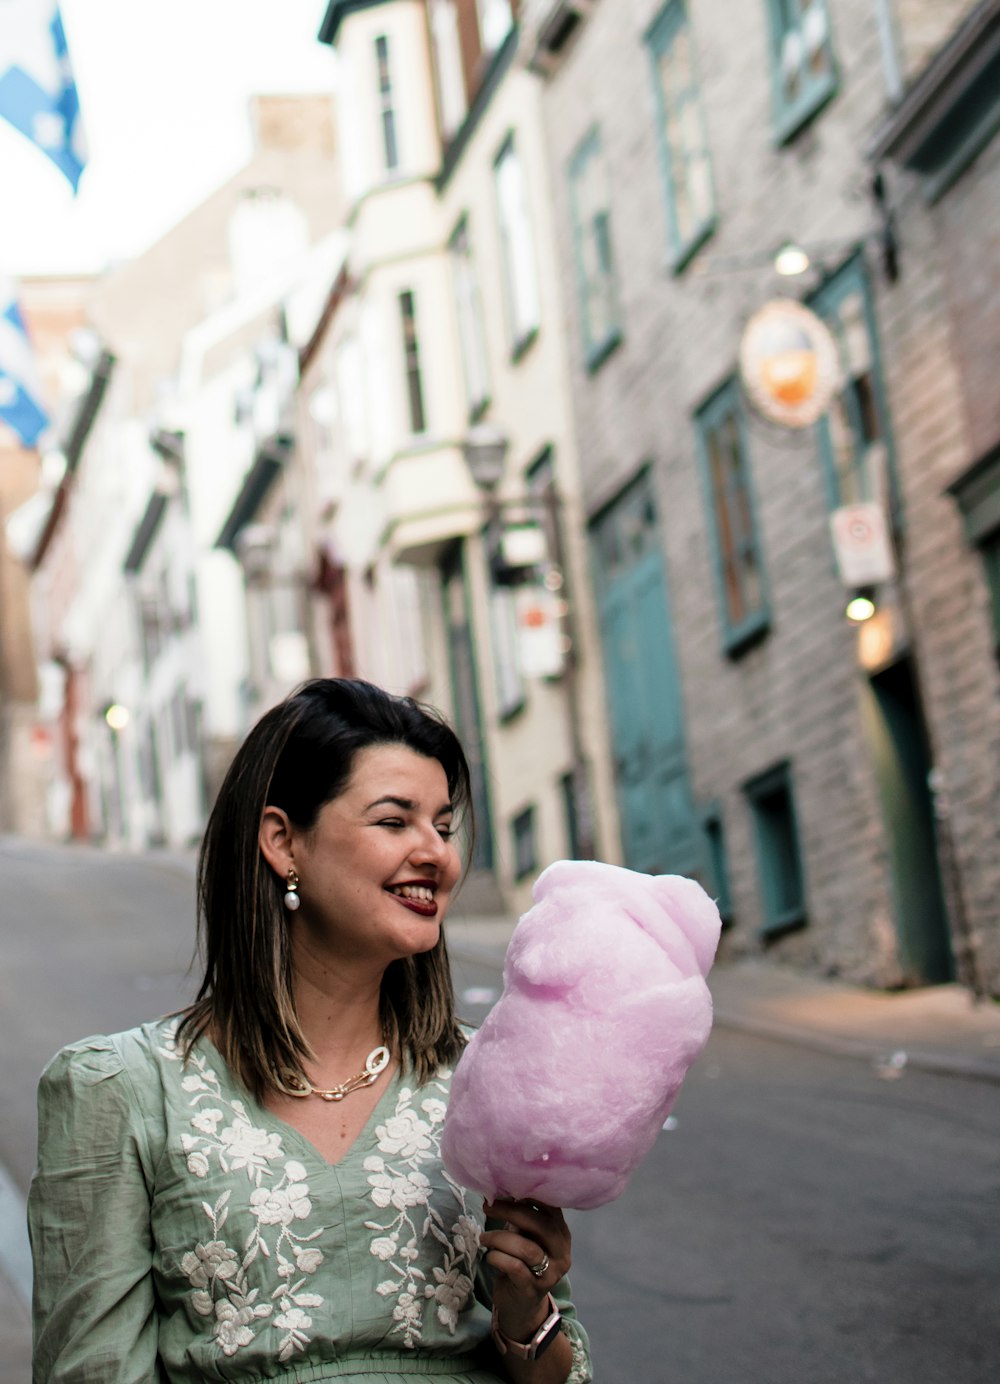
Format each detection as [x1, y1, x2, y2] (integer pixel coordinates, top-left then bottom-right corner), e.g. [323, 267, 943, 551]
[429, 0, 467, 140]
[561, 770, 583, 860]
[398, 290, 426, 435]
[374, 35, 399, 172]
[449, 217, 491, 418]
[947, 443, 1000, 657]
[511, 805, 537, 881]
[494, 135, 541, 356]
[811, 255, 896, 516]
[568, 127, 621, 369]
[766, 0, 837, 143]
[744, 762, 806, 935]
[647, 1, 716, 268]
[489, 585, 525, 719]
[695, 379, 770, 654]
[702, 807, 733, 926]
[984, 535, 1000, 653]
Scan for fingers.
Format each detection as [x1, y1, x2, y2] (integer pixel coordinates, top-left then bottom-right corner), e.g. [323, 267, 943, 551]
[481, 1198, 571, 1291]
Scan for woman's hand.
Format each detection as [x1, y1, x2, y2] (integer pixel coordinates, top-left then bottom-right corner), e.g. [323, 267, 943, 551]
[481, 1197, 572, 1346]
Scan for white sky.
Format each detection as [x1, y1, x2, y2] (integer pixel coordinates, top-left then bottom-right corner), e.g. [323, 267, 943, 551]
[0, 0, 337, 275]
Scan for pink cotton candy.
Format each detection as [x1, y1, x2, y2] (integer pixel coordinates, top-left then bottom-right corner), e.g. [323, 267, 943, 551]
[441, 859, 721, 1210]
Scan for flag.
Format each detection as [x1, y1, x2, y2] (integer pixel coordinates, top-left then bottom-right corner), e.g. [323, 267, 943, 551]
[0, 1, 86, 190]
[0, 280, 50, 447]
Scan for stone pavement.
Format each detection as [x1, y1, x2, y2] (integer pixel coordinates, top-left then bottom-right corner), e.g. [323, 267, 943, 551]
[5, 910, 997, 1383]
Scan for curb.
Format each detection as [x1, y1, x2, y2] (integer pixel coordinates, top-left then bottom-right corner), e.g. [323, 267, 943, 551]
[709, 1008, 1000, 1086]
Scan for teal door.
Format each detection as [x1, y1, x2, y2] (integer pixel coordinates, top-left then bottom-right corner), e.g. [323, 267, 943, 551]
[590, 472, 700, 875]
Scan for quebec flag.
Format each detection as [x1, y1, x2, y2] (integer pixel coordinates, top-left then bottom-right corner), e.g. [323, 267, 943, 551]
[0, 1, 86, 191]
[0, 281, 50, 447]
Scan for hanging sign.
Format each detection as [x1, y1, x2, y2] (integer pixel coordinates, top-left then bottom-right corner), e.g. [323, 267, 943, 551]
[514, 584, 565, 679]
[739, 298, 841, 429]
[829, 502, 896, 587]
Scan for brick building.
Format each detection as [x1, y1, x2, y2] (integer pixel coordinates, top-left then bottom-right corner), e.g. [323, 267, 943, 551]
[530, 0, 1000, 990]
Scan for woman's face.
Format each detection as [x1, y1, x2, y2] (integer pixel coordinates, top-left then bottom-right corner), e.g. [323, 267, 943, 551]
[287, 742, 462, 966]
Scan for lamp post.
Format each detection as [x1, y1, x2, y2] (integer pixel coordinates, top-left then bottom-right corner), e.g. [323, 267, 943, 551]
[462, 428, 597, 861]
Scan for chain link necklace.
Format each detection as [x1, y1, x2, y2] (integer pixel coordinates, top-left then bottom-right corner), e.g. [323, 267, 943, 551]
[277, 1044, 391, 1103]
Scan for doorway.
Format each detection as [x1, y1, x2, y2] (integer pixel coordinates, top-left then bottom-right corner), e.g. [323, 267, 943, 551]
[862, 658, 953, 984]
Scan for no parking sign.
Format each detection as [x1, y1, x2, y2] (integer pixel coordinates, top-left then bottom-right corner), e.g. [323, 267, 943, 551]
[829, 502, 896, 586]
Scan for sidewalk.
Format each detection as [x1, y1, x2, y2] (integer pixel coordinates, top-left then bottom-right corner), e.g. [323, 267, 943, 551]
[445, 913, 1000, 1085]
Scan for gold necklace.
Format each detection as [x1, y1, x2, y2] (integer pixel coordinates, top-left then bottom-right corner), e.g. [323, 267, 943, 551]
[278, 1044, 391, 1103]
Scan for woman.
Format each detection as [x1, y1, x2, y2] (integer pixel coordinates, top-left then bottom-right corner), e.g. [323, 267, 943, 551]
[29, 678, 591, 1384]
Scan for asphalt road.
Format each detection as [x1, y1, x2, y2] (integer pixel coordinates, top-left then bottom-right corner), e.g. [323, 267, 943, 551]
[2, 840, 998, 1383]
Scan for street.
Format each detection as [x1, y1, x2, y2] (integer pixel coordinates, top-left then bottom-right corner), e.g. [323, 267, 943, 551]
[1, 841, 998, 1383]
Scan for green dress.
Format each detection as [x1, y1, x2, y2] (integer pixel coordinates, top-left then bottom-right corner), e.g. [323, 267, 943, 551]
[28, 1019, 591, 1384]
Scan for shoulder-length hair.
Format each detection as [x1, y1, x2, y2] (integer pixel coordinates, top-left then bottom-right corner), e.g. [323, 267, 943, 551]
[178, 678, 473, 1099]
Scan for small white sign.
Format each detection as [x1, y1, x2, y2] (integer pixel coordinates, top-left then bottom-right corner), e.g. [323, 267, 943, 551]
[515, 585, 565, 679]
[829, 502, 896, 586]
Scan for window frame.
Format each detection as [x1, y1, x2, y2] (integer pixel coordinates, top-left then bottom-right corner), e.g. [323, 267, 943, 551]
[493, 132, 541, 360]
[695, 377, 771, 656]
[398, 289, 427, 436]
[810, 253, 900, 525]
[646, 0, 717, 272]
[448, 215, 492, 420]
[567, 124, 623, 371]
[765, 0, 839, 145]
[374, 33, 400, 174]
[511, 804, 538, 882]
[701, 803, 734, 927]
[744, 761, 807, 936]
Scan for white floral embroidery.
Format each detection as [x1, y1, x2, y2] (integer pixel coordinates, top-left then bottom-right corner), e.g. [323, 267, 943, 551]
[363, 1071, 481, 1349]
[563, 1322, 593, 1383]
[160, 1029, 325, 1364]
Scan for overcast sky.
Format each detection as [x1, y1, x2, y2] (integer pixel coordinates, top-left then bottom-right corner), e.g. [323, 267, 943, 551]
[0, 0, 336, 276]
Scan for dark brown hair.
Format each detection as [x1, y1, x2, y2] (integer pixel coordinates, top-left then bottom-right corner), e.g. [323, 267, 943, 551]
[178, 678, 473, 1098]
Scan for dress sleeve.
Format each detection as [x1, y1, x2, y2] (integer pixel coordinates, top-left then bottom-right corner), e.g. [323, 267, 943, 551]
[29, 1037, 164, 1384]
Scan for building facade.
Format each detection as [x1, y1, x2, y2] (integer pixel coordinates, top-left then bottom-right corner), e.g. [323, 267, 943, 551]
[19, 96, 346, 846]
[315, 0, 619, 914]
[531, 0, 999, 990]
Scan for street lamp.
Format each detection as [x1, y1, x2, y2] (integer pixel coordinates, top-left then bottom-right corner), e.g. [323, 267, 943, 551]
[462, 424, 510, 492]
[461, 426, 597, 860]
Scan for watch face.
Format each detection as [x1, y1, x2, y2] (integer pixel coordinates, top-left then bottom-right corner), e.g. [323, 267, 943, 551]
[534, 1317, 561, 1358]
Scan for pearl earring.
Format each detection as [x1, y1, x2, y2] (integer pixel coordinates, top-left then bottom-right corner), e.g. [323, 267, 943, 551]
[284, 868, 301, 911]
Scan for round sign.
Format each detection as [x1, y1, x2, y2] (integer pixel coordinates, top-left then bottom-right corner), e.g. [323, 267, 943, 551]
[739, 299, 841, 429]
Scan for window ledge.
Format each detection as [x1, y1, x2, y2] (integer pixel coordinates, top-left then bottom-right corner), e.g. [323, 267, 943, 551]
[723, 610, 771, 659]
[498, 696, 527, 726]
[773, 73, 838, 147]
[669, 217, 718, 276]
[584, 329, 623, 375]
[511, 326, 540, 365]
[760, 908, 807, 939]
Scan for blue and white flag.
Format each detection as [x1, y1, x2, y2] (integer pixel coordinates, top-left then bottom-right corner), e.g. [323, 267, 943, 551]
[0, 280, 50, 447]
[0, 1, 86, 190]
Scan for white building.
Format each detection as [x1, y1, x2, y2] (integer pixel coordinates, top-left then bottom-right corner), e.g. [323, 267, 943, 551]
[314, 0, 619, 911]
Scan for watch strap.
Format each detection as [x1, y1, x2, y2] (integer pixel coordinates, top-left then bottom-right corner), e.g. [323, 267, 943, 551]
[491, 1293, 562, 1361]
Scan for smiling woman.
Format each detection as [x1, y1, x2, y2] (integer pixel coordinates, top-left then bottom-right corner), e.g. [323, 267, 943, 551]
[28, 678, 591, 1384]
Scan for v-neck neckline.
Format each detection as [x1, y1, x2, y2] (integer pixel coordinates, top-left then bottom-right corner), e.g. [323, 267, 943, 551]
[195, 1032, 404, 1172]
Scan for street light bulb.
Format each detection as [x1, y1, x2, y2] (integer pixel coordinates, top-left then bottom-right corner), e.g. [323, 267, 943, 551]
[846, 594, 877, 623]
[775, 241, 811, 276]
[105, 703, 130, 731]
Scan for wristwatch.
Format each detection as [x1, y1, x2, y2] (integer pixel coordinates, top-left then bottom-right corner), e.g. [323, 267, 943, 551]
[491, 1294, 562, 1361]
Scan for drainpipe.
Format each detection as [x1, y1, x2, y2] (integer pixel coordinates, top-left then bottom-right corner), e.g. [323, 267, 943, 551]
[874, 0, 905, 102]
